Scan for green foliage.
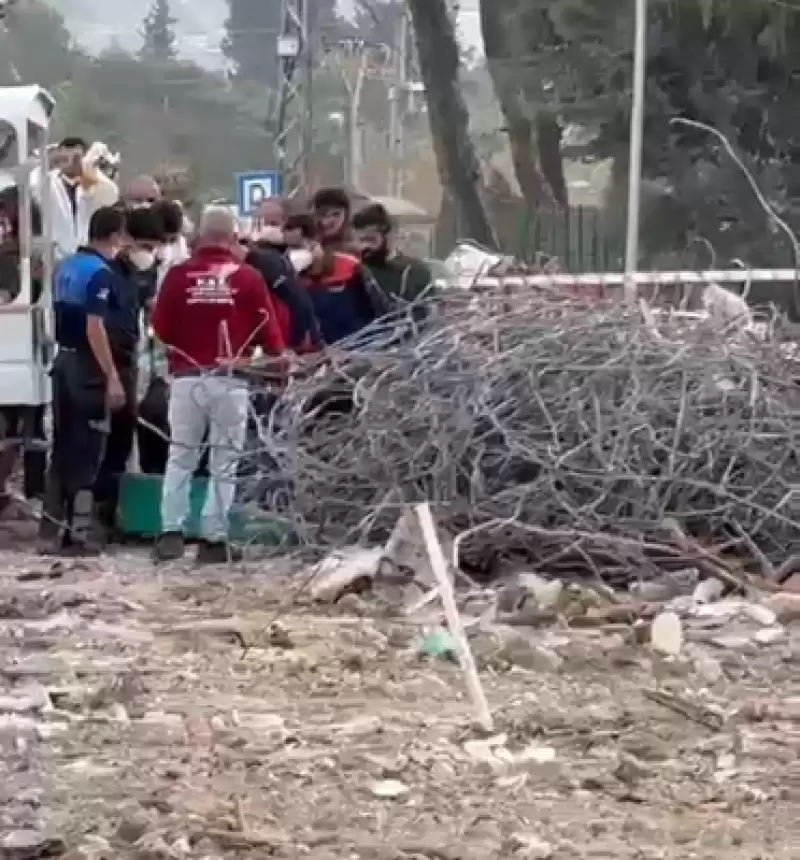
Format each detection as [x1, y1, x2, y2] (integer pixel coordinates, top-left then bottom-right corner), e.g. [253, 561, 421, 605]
[486, 0, 800, 265]
[221, 0, 282, 85]
[0, 0, 271, 198]
[139, 0, 177, 63]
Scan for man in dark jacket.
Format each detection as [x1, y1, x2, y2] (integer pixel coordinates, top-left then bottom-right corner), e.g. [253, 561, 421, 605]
[245, 198, 320, 352]
[295, 244, 392, 345]
[91, 205, 164, 541]
[351, 203, 434, 310]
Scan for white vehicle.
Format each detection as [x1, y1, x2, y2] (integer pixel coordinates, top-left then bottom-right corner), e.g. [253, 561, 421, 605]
[0, 84, 56, 411]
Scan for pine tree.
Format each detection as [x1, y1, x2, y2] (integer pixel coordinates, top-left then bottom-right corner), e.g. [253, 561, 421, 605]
[222, 0, 282, 84]
[139, 0, 177, 63]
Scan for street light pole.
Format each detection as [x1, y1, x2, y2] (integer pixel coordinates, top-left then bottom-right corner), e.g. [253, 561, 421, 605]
[623, 0, 647, 304]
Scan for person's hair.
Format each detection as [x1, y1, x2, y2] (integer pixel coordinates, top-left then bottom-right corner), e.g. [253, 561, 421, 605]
[125, 206, 164, 243]
[59, 136, 88, 151]
[283, 212, 316, 239]
[88, 206, 126, 243]
[151, 199, 183, 236]
[352, 203, 393, 233]
[198, 206, 236, 242]
[312, 187, 350, 213]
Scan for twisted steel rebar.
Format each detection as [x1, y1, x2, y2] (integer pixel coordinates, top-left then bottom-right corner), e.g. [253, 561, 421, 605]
[237, 292, 800, 583]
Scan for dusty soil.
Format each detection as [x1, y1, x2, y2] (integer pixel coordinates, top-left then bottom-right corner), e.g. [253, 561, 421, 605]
[0, 532, 798, 859]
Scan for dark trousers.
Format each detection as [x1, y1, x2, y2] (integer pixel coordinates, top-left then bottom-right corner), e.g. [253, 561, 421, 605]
[93, 364, 137, 528]
[39, 351, 109, 545]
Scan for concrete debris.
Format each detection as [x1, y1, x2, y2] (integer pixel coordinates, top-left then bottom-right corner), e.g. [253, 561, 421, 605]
[0, 547, 796, 858]
[369, 778, 409, 798]
[506, 832, 553, 859]
[650, 611, 683, 656]
[515, 573, 564, 609]
[309, 547, 382, 602]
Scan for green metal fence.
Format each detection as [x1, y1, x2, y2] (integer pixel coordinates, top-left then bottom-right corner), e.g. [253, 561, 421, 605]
[513, 206, 623, 272]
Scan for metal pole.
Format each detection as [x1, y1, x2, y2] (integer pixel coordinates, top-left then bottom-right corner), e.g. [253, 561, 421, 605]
[623, 0, 647, 304]
[301, 0, 312, 190]
[396, 11, 408, 197]
[350, 53, 367, 189]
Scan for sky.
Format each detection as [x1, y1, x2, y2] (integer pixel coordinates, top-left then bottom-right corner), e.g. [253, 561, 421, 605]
[51, 0, 484, 69]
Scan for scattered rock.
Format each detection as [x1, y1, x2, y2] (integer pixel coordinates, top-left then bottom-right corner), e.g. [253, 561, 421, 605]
[116, 812, 151, 844]
[516, 573, 564, 609]
[0, 683, 51, 714]
[693, 652, 724, 684]
[479, 628, 563, 672]
[764, 592, 800, 622]
[692, 577, 725, 604]
[742, 603, 777, 626]
[650, 611, 683, 656]
[506, 832, 553, 859]
[0, 830, 65, 858]
[310, 548, 381, 602]
[614, 752, 651, 785]
[370, 779, 409, 798]
[754, 626, 785, 644]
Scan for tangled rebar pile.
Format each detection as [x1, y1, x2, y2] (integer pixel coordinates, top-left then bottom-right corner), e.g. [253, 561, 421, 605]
[254, 294, 800, 582]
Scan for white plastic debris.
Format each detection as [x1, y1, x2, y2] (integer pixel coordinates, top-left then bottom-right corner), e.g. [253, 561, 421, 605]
[650, 611, 683, 656]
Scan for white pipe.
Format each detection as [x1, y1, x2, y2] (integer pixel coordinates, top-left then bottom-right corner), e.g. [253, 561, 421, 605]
[446, 269, 800, 290]
[623, 0, 648, 303]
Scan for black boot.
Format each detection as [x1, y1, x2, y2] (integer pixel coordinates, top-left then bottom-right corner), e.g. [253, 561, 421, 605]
[66, 489, 103, 556]
[154, 531, 185, 562]
[195, 540, 243, 565]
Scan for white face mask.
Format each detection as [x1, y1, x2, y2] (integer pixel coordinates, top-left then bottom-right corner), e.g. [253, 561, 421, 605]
[258, 225, 284, 244]
[129, 249, 155, 271]
[288, 248, 313, 272]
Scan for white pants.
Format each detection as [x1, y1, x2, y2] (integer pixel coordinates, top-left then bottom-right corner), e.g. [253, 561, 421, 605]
[161, 375, 249, 541]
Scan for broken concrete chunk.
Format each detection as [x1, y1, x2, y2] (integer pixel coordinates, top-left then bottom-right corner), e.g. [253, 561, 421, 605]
[742, 603, 777, 627]
[507, 832, 553, 859]
[516, 573, 564, 609]
[370, 779, 408, 798]
[692, 577, 725, 604]
[650, 611, 683, 656]
[309, 547, 382, 602]
[764, 592, 800, 622]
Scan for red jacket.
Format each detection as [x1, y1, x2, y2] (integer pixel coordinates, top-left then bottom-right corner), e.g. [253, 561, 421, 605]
[151, 246, 286, 375]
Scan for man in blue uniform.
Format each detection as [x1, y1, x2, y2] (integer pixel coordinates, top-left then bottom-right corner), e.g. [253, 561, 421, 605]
[92, 206, 164, 542]
[38, 206, 128, 555]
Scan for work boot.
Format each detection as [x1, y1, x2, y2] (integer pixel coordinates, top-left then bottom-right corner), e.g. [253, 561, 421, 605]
[153, 531, 185, 562]
[195, 540, 243, 565]
[69, 490, 103, 556]
[89, 500, 114, 548]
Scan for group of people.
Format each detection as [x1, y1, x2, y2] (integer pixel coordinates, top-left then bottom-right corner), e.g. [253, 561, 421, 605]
[6, 136, 435, 562]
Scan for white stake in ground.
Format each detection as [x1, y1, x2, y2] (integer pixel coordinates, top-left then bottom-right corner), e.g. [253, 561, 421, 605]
[415, 502, 493, 731]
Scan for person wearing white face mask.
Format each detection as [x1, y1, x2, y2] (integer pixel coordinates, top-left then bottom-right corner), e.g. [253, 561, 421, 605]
[151, 199, 190, 291]
[89, 206, 164, 543]
[244, 199, 321, 352]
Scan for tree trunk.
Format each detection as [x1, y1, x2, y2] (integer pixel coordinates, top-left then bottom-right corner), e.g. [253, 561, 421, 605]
[479, 1, 568, 208]
[406, 0, 497, 248]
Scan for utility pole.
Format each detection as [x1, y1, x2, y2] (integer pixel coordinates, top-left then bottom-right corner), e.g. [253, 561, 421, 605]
[272, 0, 312, 198]
[387, 9, 408, 197]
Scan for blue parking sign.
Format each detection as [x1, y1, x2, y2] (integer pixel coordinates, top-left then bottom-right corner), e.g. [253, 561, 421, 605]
[235, 170, 282, 215]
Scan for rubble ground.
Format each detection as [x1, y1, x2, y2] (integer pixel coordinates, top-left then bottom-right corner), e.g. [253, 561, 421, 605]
[0, 546, 798, 860]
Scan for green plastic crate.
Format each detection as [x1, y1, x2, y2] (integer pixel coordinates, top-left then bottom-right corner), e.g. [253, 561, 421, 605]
[117, 472, 292, 545]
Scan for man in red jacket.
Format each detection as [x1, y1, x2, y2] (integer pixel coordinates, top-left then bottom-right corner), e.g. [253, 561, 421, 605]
[151, 207, 287, 564]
